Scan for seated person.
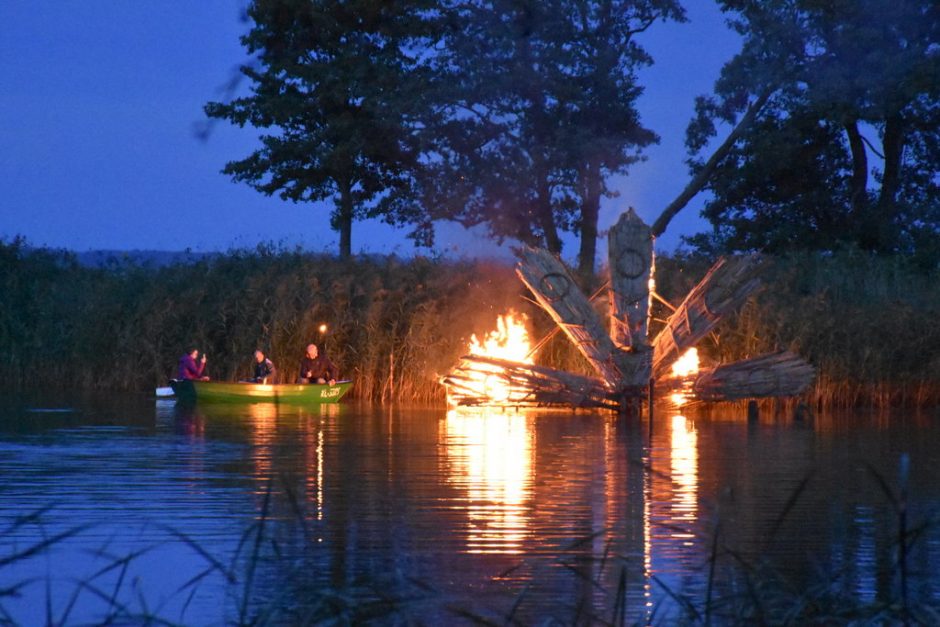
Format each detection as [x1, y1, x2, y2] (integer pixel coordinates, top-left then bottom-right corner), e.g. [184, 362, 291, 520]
[251, 349, 277, 383]
[297, 343, 338, 385]
[178, 348, 209, 381]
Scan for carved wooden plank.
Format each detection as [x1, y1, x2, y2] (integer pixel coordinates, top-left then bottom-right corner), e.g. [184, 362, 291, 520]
[651, 255, 762, 379]
[516, 247, 623, 386]
[607, 208, 653, 385]
[608, 208, 653, 349]
[690, 351, 815, 400]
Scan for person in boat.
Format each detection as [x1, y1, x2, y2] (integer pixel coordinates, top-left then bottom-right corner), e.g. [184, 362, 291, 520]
[251, 350, 277, 384]
[178, 348, 209, 381]
[297, 343, 338, 385]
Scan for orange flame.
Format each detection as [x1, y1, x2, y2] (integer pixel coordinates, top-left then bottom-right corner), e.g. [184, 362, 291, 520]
[450, 311, 533, 405]
[670, 348, 700, 406]
[671, 348, 700, 378]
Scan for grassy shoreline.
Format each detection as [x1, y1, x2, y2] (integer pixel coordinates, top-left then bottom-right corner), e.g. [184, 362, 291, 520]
[2, 239, 937, 408]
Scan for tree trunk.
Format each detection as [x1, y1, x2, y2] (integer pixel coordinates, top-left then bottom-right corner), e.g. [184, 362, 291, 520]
[879, 114, 905, 210]
[337, 179, 354, 260]
[844, 119, 869, 215]
[651, 88, 774, 238]
[577, 159, 602, 286]
[874, 113, 906, 251]
[537, 168, 562, 255]
[516, 19, 561, 257]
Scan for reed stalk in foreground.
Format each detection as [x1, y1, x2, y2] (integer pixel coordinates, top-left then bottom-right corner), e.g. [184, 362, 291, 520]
[3, 455, 940, 625]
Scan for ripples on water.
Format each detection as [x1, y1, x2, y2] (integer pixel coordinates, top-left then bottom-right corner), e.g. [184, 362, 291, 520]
[0, 395, 938, 624]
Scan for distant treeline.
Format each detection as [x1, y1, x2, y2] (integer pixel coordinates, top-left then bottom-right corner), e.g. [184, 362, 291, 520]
[2, 238, 937, 408]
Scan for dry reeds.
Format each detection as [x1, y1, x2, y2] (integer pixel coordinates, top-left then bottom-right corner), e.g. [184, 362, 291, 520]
[650, 248, 940, 410]
[2, 238, 938, 408]
[0, 239, 528, 403]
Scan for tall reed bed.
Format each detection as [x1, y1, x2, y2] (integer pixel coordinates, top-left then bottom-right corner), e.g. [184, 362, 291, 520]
[2, 238, 937, 407]
[0, 239, 526, 402]
[652, 249, 940, 409]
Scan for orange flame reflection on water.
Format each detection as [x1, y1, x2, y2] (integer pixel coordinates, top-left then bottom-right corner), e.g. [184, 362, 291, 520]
[444, 409, 533, 555]
[670, 414, 699, 537]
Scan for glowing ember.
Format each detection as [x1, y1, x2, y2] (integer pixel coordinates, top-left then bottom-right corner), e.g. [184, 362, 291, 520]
[670, 348, 700, 406]
[451, 311, 533, 405]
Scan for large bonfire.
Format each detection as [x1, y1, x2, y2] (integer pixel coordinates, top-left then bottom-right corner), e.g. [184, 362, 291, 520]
[441, 209, 814, 411]
[447, 311, 534, 404]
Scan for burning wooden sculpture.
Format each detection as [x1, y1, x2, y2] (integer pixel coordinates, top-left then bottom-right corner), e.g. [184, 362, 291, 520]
[441, 209, 814, 411]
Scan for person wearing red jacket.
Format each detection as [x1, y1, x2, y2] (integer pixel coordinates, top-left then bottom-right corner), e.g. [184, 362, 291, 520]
[178, 348, 209, 381]
[297, 343, 338, 385]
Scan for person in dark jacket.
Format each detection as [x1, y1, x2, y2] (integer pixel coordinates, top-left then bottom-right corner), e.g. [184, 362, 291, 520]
[297, 343, 338, 385]
[178, 348, 209, 380]
[252, 350, 276, 383]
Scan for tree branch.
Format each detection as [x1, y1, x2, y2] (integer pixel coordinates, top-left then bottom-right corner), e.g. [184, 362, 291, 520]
[651, 87, 775, 238]
[860, 133, 885, 159]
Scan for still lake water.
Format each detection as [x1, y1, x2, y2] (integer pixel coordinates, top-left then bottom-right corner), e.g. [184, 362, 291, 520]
[1, 394, 939, 624]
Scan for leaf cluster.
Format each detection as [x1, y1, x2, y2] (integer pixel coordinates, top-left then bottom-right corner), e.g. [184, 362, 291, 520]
[685, 0, 939, 266]
[205, 0, 686, 264]
[205, 0, 443, 243]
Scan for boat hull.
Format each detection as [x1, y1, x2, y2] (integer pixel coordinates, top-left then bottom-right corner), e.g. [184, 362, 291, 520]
[170, 380, 352, 404]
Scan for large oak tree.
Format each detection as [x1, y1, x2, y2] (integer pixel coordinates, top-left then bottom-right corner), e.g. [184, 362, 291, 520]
[427, 0, 684, 281]
[684, 0, 939, 265]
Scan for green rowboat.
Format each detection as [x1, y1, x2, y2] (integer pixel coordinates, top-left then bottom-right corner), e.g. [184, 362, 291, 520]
[170, 379, 352, 404]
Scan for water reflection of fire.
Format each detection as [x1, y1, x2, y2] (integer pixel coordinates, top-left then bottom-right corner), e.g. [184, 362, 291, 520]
[670, 414, 698, 533]
[669, 348, 700, 406]
[248, 403, 279, 486]
[644, 410, 700, 608]
[443, 409, 533, 554]
[449, 311, 533, 405]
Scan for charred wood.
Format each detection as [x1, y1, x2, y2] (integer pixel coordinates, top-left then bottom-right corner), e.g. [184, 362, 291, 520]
[441, 354, 621, 410]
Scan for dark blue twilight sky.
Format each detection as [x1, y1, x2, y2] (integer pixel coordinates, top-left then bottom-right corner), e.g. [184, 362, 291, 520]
[0, 1, 740, 261]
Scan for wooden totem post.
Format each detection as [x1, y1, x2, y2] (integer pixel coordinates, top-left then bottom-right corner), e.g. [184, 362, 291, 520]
[607, 209, 654, 411]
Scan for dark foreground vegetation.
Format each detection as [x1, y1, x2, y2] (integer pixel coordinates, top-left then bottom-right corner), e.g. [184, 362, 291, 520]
[1, 238, 937, 408]
[4, 462, 939, 625]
